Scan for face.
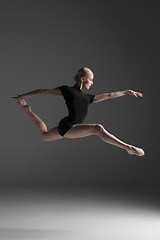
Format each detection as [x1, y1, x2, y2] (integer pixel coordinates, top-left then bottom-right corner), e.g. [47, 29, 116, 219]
[82, 73, 94, 90]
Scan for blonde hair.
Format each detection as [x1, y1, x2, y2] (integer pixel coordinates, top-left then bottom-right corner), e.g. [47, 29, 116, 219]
[74, 67, 93, 82]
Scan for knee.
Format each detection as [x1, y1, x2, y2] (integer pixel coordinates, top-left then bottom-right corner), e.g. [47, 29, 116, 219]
[93, 124, 105, 134]
[41, 132, 49, 142]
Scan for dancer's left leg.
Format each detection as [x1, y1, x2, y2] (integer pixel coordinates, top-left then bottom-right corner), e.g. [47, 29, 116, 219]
[17, 99, 63, 141]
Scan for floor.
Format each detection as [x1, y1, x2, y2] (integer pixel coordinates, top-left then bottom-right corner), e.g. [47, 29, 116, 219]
[0, 187, 160, 240]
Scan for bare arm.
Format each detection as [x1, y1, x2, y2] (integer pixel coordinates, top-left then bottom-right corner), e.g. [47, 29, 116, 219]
[12, 87, 62, 100]
[92, 90, 143, 103]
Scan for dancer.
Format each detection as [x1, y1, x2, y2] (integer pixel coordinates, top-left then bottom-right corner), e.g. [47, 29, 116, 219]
[12, 67, 145, 156]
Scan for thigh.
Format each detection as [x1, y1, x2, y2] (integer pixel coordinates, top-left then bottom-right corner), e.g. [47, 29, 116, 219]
[43, 126, 63, 141]
[64, 124, 97, 139]
[58, 117, 72, 137]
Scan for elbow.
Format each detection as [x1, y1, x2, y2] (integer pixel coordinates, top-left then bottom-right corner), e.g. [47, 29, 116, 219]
[109, 92, 114, 98]
[39, 89, 46, 94]
[36, 89, 43, 93]
[105, 93, 113, 99]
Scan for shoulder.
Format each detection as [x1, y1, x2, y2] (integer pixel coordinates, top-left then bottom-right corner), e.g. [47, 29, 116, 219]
[58, 85, 69, 95]
[58, 85, 68, 90]
[86, 93, 95, 103]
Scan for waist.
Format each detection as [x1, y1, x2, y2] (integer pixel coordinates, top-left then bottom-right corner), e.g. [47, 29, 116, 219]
[67, 115, 85, 124]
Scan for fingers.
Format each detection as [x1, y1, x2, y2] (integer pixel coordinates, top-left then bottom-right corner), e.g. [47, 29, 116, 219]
[11, 97, 17, 101]
[11, 96, 18, 100]
[136, 92, 143, 97]
[12, 98, 19, 103]
[133, 92, 138, 97]
[11, 94, 22, 100]
[128, 90, 143, 98]
[11, 96, 23, 103]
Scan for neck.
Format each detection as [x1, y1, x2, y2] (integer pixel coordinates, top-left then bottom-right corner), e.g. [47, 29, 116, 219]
[73, 82, 83, 90]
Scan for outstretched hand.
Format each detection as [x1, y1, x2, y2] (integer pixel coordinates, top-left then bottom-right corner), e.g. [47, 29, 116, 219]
[11, 94, 23, 102]
[126, 90, 143, 98]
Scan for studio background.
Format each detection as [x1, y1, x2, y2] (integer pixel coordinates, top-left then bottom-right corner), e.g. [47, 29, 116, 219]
[1, 0, 159, 192]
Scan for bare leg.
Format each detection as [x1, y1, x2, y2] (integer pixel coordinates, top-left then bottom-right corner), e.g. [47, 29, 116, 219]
[64, 124, 145, 156]
[16, 100, 144, 156]
[17, 99, 63, 141]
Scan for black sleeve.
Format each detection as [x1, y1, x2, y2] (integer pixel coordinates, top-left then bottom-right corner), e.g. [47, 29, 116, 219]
[58, 85, 67, 95]
[87, 94, 95, 104]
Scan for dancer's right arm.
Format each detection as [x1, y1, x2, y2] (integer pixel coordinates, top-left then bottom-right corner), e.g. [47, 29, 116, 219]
[12, 88, 62, 100]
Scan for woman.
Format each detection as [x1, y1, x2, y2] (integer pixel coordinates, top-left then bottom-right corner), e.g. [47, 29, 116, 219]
[12, 67, 145, 156]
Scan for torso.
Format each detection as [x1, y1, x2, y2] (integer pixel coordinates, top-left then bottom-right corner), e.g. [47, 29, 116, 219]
[58, 85, 94, 136]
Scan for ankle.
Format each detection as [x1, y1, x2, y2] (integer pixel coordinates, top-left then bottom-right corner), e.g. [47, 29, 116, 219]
[24, 105, 31, 112]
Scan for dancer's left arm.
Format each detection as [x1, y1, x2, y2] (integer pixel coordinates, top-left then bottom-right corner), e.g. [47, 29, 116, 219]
[92, 90, 143, 103]
[11, 88, 61, 100]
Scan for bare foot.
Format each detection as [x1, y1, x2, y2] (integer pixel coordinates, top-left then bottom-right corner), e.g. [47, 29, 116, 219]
[18, 99, 31, 112]
[126, 145, 145, 157]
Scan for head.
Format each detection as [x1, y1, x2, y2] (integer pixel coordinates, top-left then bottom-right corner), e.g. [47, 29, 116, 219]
[74, 67, 94, 90]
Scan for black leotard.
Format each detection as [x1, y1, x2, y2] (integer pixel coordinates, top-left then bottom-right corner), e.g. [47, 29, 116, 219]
[58, 85, 95, 136]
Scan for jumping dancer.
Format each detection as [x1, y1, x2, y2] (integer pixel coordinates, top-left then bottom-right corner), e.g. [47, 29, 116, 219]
[12, 67, 145, 156]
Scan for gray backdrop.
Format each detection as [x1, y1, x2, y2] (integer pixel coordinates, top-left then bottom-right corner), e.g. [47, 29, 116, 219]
[1, 0, 159, 190]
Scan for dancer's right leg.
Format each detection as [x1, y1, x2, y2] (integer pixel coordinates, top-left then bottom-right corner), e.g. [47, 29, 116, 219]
[64, 124, 145, 156]
[18, 99, 63, 142]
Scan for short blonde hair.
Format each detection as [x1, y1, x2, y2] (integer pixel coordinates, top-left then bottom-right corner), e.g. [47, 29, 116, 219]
[74, 67, 93, 81]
